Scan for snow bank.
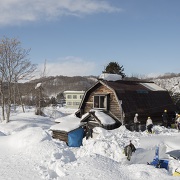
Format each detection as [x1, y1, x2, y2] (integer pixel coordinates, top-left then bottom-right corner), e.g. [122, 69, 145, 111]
[0, 131, 6, 136]
[43, 107, 65, 119]
[0, 107, 180, 179]
[8, 127, 51, 148]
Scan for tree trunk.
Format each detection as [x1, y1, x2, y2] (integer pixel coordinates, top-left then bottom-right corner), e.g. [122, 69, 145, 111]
[6, 82, 12, 123]
[13, 83, 16, 112]
[0, 80, 5, 121]
[1, 94, 5, 121]
[6, 104, 11, 123]
[16, 83, 25, 113]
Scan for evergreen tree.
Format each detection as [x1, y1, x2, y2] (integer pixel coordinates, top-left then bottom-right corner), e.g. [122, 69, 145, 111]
[103, 62, 126, 79]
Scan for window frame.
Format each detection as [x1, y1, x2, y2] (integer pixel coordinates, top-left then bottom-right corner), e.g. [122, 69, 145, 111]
[67, 102, 72, 105]
[93, 94, 108, 110]
[67, 95, 72, 99]
[73, 102, 80, 105]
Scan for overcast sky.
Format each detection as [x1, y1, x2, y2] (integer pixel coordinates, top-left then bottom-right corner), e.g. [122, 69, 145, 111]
[0, 0, 180, 78]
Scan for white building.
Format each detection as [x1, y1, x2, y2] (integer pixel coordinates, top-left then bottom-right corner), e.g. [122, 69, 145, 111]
[64, 91, 85, 109]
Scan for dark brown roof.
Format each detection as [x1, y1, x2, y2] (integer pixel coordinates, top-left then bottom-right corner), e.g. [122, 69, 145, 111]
[102, 80, 176, 116]
[102, 80, 152, 91]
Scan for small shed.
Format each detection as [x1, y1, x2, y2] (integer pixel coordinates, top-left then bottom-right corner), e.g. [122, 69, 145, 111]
[81, 110, 118, 130]
[50, 114, 85, 147]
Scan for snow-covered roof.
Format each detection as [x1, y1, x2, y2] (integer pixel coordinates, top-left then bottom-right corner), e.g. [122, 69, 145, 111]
[52, 110, 115, 132]
[99, 73, 122, 81]
[50, 114, 83, 132]
[90, 110, 115, 125]
[54, 114, 78, 123]
[64, 91, 85, 94]
[140, 83, 166, 91]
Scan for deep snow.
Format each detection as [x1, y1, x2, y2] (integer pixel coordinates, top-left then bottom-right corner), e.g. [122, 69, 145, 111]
[0, 106, 180, 180]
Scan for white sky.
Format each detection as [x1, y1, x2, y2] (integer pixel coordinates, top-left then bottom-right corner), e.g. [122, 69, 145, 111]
[0, 106, 180, 179]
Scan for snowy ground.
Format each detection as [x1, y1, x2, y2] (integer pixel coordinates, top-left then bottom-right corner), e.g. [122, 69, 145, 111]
[0, 106, 180, 180]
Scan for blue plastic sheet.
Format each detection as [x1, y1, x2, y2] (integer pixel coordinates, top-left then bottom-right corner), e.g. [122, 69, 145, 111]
[149, 146, 169, 170]
[68, 127, 84, 147]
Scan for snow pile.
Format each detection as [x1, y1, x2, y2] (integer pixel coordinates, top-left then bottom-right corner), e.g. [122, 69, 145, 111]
[8, 127, 51, 148]
[76, 126, 129, 162]
[43, 106, 65, 119]
[0, 131, 5, 136]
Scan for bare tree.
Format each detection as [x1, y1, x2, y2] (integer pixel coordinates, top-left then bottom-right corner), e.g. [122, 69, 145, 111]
[0, 80, 5, 121]
[0, 37, 37, 122]
[40, 59, 48, 78]
[34, 59, 49, 116]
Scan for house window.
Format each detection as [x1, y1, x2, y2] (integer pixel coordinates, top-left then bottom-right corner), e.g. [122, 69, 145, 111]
[73, 95, 77, 99]
[73, 102, 80, 105]
[136, 90, 148, 94]
[67, 95, 72, 99]
[93, 95, 107, 109]
[80, 95, 83, 99]
[67, 102, 72, 105]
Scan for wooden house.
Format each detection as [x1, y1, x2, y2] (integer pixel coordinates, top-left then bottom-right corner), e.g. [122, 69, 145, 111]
[77, 78, 177, 131]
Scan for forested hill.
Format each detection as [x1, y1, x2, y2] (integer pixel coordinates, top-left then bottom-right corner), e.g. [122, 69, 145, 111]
[23, 74, 180, 98]
[152, 76, 180, 94]
[27, 75, 98, 97]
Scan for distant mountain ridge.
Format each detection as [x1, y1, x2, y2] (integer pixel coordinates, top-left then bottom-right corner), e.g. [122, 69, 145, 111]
[23, 75, 180, 98]
[28, 75, 98, 97]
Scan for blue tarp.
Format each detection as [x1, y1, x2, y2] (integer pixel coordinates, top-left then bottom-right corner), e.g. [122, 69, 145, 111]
[149, 146, 169, 170]
[159, 159, 169, 170]
[68, 127, 84, 147]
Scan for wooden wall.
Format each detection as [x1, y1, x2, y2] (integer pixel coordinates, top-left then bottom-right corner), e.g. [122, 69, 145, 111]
[52, 130, 68, 143]
[84, 84, 123, 123]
